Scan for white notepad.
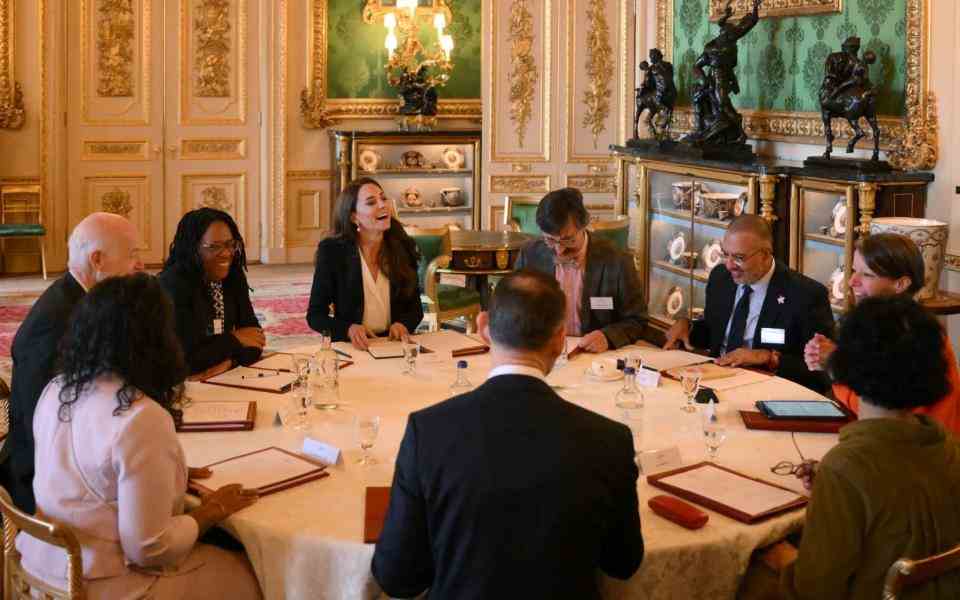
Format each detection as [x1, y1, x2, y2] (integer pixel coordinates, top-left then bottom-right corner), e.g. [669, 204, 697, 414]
[205, 366, 298, 392]
[632, 348, 712, 371]
[367, 340, 405, 359]
[191, 447, 328, 496]
[182, 401, 251, 424]
[658, 465, 803, 518]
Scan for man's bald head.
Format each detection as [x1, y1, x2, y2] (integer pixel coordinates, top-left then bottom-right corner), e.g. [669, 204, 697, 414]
[726, 214, 773, 249]
[68, 212, 143, 287]
[722, 215, 775, 285]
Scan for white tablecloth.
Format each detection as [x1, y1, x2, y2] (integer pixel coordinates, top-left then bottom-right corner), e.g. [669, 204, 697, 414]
[178, 344, 838, 600]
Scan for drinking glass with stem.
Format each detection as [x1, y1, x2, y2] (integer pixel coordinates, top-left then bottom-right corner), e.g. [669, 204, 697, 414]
[355, 415, 381, 466]
[402, 340, 420, 375]
[701, 404, 727, 461]
[680, 369, 702, 413]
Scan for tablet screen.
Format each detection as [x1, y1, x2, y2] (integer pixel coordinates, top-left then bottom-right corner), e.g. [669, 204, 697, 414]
[758, 400, 846, 419]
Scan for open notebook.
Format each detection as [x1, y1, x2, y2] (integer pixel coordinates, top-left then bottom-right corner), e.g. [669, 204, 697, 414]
[204, 366, 298, 393]
[189, 447, 329, 497]
[177, 400, 256, 433]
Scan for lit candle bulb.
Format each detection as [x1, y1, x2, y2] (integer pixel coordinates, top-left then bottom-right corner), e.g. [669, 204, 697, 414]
[440, 34, 454, 59]
[385, 32, 398, 54]
[434, 12, 446, 32]
[384, 12, 396, 30]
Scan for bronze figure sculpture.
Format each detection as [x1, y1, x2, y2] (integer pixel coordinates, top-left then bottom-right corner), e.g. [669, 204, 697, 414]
[819, 37, 880, 162]
[398, 66, 439, 117]
[680, 0, 762, 148]
[632, 48, 677, 141]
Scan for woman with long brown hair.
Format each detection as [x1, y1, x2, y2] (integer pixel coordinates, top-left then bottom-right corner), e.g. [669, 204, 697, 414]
[307, 178, 423, 349]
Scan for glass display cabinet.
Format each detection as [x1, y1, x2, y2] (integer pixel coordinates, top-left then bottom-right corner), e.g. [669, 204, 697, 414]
[329, 130, 481, 230]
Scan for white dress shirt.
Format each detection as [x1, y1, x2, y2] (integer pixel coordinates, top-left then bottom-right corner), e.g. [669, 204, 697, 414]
[360, 252, 391, 335]
[488, 364, 548, 383]
[721, 259, 776, 353]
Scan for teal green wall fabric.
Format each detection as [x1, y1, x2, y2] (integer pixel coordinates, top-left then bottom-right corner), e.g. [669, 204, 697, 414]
[672, 0, 907, 116]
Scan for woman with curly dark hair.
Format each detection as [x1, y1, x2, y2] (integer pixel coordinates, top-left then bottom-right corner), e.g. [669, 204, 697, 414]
[770, 296, 960, 599]
[159, 208, 264, 377]
[307, 178, 423, 349]
[17, 273, 262, 599]
[804, 232, 960, 433]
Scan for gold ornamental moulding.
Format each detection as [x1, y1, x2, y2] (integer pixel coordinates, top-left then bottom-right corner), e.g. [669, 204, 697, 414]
[361, 0, 452, 26]
[507, 0, 537, 148]
[490, 174, 550, 194]
[581, 0, 614, 150]
[301, 0, 480, 129]
[656, 0, 937, 170]
[567, 174, 617, 194]
[0, 0, 25, 129]
[194, 0, 232, 98]
[709, 0, 842, 20]
[96, 0, 136, 97]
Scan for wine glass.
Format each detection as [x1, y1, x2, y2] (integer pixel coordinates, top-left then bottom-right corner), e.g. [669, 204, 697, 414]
[680, 369, 702, 413]
[625, 350, 643, 373]
[402, 340, 420, 375]
[554, 337, 570, 369]
[702, 408, 727, 461]
[355, 415, 381, 466]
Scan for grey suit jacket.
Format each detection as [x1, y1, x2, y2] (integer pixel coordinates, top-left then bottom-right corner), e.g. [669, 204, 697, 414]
[515, 234, 646, 348]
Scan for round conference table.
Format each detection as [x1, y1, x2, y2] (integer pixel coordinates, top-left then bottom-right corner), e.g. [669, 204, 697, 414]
[179, 340, 838, 600]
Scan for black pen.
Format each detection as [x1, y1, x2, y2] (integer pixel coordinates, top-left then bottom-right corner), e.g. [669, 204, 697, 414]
[333, 348, 353, 359]
[241, 370, 281, 379]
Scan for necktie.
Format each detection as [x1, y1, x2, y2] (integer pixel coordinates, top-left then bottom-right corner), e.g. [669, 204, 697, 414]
[725, 285, 753, 351]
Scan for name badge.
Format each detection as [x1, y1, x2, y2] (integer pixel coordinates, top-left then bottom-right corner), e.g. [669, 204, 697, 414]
[760, 327, 786, 345]
[213, 318, 224, 335]
[590, 296, 614, 310]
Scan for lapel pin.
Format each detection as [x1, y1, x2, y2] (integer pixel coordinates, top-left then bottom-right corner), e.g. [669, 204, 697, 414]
[777, 295, 786, 305]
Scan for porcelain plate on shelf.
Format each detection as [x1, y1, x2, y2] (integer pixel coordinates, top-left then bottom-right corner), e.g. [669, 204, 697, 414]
[702, 239, 723, 270]
[358, 149, 381, 172]
[440, 147, 465, 169]
[668, 232, 687, 262]
[666, 286, 685, 317]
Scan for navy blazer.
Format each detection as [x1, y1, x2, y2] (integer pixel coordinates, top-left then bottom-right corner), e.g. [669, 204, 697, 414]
[690, 260, 834, 392]
[2, 272, 85, 513]
[515, 234, 646, 348]
[157, 265, 262, 375]
[373, 374, 644, 600]
[307, 234, 423, 342]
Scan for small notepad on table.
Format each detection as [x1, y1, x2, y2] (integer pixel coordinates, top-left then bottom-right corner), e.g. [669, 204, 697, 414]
[177, 401, 256, 432]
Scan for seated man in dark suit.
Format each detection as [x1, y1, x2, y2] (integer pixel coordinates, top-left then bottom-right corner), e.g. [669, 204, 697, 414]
[663, 215, 834, 392]
[515, 187, 645, 353]
[2, 212, 143, 513]
[373, 270, 644, 600]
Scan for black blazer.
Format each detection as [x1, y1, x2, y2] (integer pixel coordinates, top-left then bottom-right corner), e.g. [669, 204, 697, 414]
[690, 260, 834, 392]
[307, 235, 423, 342]
[515, 234, 646, 348]
[157, 265, 262, 375]
[3, 272, 85, 513]
[372, 374, 644, 600]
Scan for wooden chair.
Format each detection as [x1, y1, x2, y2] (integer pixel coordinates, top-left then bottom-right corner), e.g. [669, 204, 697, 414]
[882, 543, 960, 599]
[0, 185, 46, 280]
[0, 486, 85, 599]
[403, 225, 481, 332]
[588, 215, 631, 251]
[503, 195, 542, 235]
[0, 376, 8, 445]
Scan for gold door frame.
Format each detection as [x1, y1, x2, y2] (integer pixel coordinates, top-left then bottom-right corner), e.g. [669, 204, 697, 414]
[654, 0, 937, 170]
[0, 0, 25, 129]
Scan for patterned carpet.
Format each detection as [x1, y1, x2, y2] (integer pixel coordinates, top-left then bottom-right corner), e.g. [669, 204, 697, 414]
[0, 276, 318, 384]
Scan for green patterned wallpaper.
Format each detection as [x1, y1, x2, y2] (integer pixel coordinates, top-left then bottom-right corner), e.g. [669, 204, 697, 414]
[672, 0, 907, 116]
[326, 0, 481, 99]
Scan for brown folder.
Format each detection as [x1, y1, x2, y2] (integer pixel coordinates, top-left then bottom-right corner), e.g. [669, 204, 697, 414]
[189, 447, 329, 497]
[451, 345, 489, 357]
[739, 402, 856, 434]
[364, 486, 391, 543]
[647, 462, 807, 524]
[176, 401, 256, 433]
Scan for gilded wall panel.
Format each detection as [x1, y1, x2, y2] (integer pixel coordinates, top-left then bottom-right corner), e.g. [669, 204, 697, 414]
[180, 0, 246, 125]
[566, 0, 629, 162]
[181, 173, 246, 229]
[180, 138, 247, 159]
[566, 173, 617, 194]
[708, 0, 842, 20]
[489, 174, 551, 194]
[285, 172, 332, 247]
[81, 140, 150, 160]
[84, 174, 153, 251]
[490, 0, 551, 162]
[81, 0, 152, 125]
[0, 0, 25, 129]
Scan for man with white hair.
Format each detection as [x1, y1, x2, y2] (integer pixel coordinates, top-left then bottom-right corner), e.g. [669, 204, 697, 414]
[2, 212, 142, 512]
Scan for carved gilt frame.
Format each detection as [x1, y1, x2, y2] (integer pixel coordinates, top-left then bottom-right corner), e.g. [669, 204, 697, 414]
[301, 0, 481, 128]
[708, 0, 842, 21]
[0, 0, 25, 129]
[655, 0, 937, 170]
[361, 0, 452, 25]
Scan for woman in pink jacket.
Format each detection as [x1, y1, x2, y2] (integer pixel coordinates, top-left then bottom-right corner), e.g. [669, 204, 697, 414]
[18, 273, 262, 599]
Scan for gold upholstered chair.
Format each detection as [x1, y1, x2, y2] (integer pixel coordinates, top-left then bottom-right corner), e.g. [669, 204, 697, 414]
[0, 486, 85, 599]
[403, 225, 481, 332]
[882, 543, 960, 599]
[0, 184, 46, 280]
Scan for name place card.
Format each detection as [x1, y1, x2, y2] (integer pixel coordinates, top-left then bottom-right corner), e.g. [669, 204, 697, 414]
[638, 446, 682, 475]
[302, 437, 342, 466]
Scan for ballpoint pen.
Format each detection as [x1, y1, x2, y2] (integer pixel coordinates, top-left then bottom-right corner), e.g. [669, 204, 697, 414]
[333, 348, 353, 359]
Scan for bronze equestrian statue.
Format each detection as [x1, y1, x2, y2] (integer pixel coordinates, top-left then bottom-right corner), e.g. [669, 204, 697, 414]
[819, 37, 880, 161]
[633, 48, 677, 141]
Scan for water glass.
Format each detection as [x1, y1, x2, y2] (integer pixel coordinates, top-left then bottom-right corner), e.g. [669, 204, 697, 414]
[554, 338, 570, 369]
[680, 369, 702, 413]
[625, 350, 643, 373]
[289, 387, 310, 431]
[355, 415, 381, 466]
[310, 356, 340, 410]
[402, 340, 420, 375]
[702, 406, 727, 461]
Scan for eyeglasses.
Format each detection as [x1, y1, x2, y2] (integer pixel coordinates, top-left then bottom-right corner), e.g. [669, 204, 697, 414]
[199, 239, 240, 254]
[719, 247, 768, 267]
[542, 229, 583, 249]
[770, 432, 810, 476]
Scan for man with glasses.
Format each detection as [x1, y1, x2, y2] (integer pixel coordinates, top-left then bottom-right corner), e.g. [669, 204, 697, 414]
[663, 215, 833, 392]
[514, 188, 645, 353]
